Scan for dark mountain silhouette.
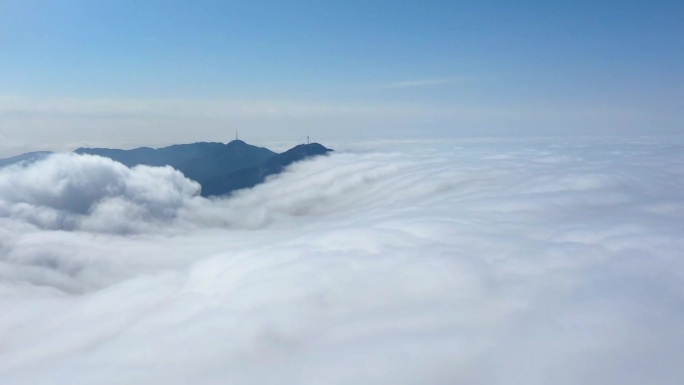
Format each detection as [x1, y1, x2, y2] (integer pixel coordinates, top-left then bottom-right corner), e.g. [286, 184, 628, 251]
[1, 141, 332, 197]
[0, 151, 52, 168]
[201, 143, 333, 197]
[75, 140, 276, 185]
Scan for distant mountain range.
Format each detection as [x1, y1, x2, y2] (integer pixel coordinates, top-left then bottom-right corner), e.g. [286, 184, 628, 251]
[0, 151, 52, 168]
[0, 141, 333, 197]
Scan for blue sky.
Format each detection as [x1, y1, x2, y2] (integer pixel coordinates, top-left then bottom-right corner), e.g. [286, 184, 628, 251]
[1, 0, 683, 151]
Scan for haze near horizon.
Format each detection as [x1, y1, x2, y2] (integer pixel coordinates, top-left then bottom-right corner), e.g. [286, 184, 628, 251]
[1, 1, 683, 155]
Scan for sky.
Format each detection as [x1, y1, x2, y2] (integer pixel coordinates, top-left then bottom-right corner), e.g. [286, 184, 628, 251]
[1, 1, 683, 154]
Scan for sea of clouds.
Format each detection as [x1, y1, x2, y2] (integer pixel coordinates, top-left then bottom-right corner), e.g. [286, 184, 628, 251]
[1, 138, 683, 384]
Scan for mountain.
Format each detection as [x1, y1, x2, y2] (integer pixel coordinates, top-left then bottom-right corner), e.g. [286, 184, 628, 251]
[1, 141, 332, 197]
[201, 143, 333, 197]
[0, 151, 52, 168]
[75, 140, 277, 186]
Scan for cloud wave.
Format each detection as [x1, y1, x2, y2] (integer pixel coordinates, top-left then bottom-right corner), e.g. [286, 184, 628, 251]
[1, 138, 683, 384]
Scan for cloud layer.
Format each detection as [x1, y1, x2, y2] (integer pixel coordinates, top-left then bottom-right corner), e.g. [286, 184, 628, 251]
[1, 138, 683, 384]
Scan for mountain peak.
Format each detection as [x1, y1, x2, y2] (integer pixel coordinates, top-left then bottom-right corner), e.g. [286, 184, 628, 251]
[200, 142, 333, 197]
[280, 143, 332, 159]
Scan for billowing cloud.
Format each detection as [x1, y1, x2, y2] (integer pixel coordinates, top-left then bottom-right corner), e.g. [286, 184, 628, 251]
[1, 138, 683, 384]
[0, 153, 201, 233]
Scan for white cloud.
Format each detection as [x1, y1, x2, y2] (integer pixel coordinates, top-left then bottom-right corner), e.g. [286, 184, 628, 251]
[0, 153, 201, 234]
[1, 138, 684, 384]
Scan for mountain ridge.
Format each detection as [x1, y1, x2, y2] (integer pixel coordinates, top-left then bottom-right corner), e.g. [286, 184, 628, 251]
[0, 151, 52, 168]
[201, 142, 332, 197]
[1, 141, 333, 197]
